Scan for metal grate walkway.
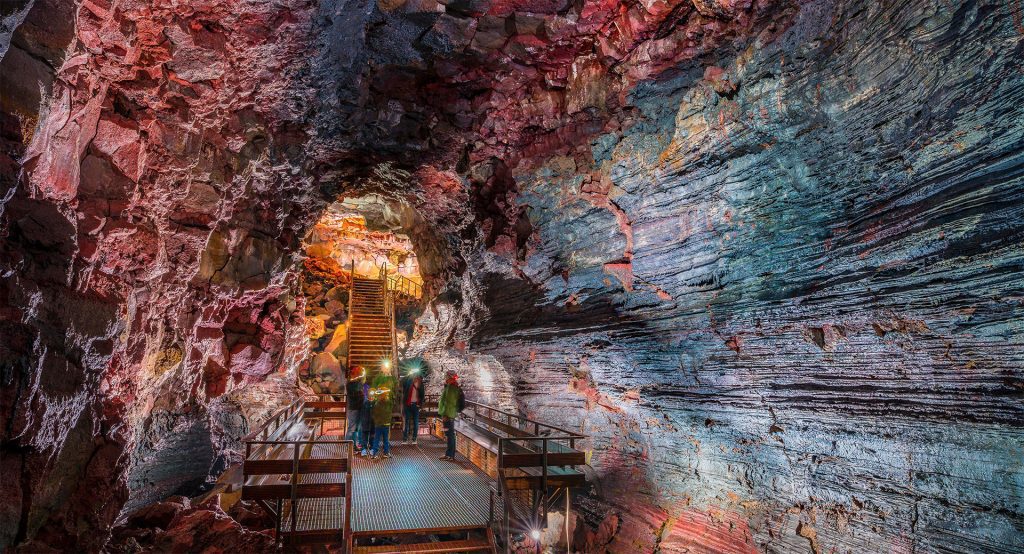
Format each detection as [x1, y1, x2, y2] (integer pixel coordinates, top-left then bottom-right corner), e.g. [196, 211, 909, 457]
[351, 436, 492, 534]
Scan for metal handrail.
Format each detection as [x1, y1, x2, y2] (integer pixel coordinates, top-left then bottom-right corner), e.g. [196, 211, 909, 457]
[444, 399, 588, 553]
[242, 397, 305, 442]
[242, 396, 353, 548]
[346, 259, 354, 370]
[466, 400, 586, 440]
[387, 273, 422, 300]
[380, 264, 400, 373]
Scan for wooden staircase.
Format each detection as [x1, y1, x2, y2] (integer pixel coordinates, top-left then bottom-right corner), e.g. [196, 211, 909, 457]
[348, 277, 394, 376]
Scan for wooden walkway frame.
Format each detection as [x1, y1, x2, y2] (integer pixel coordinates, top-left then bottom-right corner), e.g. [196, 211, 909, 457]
[242, 393, 587, 552]
[242, 396, 353, 549]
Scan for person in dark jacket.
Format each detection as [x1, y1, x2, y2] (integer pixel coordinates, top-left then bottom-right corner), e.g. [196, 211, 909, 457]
[358, 379, 374, 457]
[437, 370, 465, 461]
[346, 367, 366, 451]
[401, 369, 425, 445]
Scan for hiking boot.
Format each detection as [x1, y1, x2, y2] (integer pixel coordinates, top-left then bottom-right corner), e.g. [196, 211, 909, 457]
[383, 453, 393, 459]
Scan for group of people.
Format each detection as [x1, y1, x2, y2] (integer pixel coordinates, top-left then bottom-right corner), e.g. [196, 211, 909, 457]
[344, 361, 465, 461]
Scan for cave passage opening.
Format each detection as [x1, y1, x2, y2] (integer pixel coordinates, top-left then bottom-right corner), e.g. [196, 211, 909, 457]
[297, 193, 431, 395]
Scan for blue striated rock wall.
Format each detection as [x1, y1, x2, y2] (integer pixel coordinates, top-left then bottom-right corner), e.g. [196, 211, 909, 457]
[473, 0, 1024, 551]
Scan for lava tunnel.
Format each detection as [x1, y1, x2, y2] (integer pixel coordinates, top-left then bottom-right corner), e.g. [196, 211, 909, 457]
[1, 0, 1022, 552]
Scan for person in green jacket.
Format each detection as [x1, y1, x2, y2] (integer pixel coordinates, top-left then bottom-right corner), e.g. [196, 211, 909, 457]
[369, 371, 397, 459]
[438, 370, 465, 461]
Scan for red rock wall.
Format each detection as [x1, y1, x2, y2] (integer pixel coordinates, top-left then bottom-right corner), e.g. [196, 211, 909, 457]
[0, 0, 321, 548]
[3, 0, 1021, 551]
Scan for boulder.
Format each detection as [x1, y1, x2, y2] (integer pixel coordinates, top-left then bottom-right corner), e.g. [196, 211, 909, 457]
[309, 351, 340, 375]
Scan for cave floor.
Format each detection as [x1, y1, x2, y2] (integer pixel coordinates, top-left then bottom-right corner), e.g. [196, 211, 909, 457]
[350, 435, 493, 535]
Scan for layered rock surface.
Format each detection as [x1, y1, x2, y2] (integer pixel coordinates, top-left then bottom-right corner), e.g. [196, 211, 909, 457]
[470, 1, 1024, 552]
[1, 0, 1021, 552]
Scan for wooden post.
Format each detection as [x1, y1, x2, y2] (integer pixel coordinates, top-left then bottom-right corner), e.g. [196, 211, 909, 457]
[345, 440, 353, 553]
[566, 487, 572, 554]
[290, 442, 299, 534]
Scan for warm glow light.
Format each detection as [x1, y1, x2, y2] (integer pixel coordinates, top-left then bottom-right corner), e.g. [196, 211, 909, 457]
[382, 360, 391, 369]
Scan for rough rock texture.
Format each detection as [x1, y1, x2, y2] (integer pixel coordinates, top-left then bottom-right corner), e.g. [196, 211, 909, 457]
[471, 1, 1024, 552]
[106, 495, 276, 554]
[1, 0, 1022, 552]
[1, 0, 319, 548]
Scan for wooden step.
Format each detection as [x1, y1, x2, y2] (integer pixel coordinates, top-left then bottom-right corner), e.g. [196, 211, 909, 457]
[353, 537, 494, 554]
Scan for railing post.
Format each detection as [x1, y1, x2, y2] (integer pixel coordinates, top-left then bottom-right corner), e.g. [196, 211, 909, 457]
[565, 487, 572, 554]
[345, 440, 353, 552]
[290, 442, 299, 534]
[489, 487, 495, 525]
[276, 499, 282, 544]
[541, 439, 548, 493]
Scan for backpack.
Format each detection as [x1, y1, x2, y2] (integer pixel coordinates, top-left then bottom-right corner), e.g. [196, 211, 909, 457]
[456, 388, 465, 413]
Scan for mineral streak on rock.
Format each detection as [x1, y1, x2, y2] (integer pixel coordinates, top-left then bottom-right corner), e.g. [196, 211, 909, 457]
[1, 0, 1023, 551]
[472, 1, 1024, 552]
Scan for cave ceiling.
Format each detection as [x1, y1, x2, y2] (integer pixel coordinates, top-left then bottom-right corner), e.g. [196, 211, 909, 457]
[1, 0, 1022, 552]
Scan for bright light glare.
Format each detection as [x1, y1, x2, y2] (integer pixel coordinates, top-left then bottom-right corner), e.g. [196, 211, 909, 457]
[530, 529, 541, 541]
[382, 360, 391, 369]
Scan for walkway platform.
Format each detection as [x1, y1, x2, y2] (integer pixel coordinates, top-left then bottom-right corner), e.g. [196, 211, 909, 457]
[240, 395, 585, 552]
[351, 436, 493, 536]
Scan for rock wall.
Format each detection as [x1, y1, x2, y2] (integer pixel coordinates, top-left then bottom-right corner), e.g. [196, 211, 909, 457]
[2, 0, 1021, 551]
[471, 0, 1024, 552]
[0, 0, 322, 548]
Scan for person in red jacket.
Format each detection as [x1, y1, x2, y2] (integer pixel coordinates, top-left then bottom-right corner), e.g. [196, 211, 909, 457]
[401, 370, 425, 445]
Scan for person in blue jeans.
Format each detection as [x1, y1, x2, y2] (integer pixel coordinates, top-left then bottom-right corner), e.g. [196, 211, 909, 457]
[370, 372, 396, 460]
[437, 370, 465, 461]
[345, 367, 365, 450]
[358, 380, 374, 456]
[401, 373, 424, 444]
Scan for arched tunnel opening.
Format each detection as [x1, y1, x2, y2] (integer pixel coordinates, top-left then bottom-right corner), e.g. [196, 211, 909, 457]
[2, 0, 1023, 552]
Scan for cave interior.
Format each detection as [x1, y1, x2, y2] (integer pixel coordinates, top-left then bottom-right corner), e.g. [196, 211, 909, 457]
[1, 0, 1023, 552]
